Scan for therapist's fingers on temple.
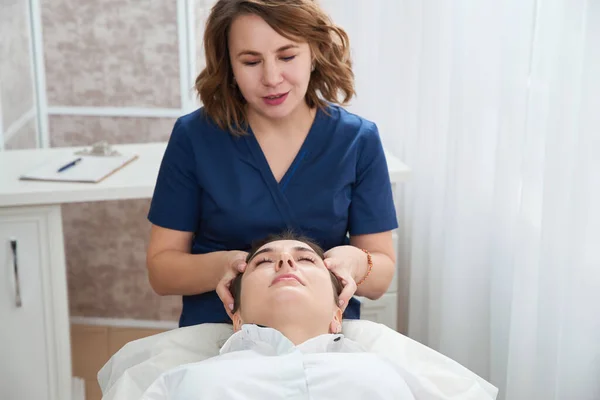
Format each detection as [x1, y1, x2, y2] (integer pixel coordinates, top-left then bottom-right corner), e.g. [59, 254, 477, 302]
[324, 258, 347, 271]
[324, 258, 340, 272]
[216, 277, 236, 317]
[337, 277, 357, 312]
[325, 259, 357, 311]
[236, 261, 247, 273]
[229, 251, 248, 273]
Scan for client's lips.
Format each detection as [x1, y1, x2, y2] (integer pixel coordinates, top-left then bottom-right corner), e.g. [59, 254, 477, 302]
[263, 92, 288, 99]
[271, 273, 303, 286]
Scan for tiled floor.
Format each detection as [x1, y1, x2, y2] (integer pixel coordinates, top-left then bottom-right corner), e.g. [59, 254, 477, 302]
[70, 324, 166, 400]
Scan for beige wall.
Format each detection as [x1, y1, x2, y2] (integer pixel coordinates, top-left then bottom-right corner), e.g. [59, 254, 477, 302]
[39, 0, 213, 321]
[0, 0, 38, 150]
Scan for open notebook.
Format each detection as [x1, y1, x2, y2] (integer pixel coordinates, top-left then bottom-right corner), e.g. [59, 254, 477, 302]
[19, 152, 138, 183]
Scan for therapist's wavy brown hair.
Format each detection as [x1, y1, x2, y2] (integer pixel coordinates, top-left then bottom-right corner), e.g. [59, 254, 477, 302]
[196, 0, 355, 135]
[230, 231, 343, 313]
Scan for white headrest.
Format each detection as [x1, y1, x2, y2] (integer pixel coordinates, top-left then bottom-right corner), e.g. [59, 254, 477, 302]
[98, 320, 498, 399]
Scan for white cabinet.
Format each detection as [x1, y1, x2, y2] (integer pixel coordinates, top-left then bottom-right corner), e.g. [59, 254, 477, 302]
[0, 206, 71, 400]
[359, 293, 398, 329]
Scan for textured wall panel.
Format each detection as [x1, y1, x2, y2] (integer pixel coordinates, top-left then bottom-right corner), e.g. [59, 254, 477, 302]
[49, 115, 176, 146]
[42, 0, 181, 108]
[65, 199, 182, 321]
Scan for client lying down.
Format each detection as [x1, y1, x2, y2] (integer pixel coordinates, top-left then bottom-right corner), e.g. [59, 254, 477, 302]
[141, 233, 423, 399]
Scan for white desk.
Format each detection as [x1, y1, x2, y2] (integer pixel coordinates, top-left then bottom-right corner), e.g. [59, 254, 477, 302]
[0, 142, 410, 400]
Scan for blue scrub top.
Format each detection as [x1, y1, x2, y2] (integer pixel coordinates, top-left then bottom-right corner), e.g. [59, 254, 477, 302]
[148, 104, 398, 327]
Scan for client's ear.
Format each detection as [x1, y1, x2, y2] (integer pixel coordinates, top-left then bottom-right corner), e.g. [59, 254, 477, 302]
[328, 308, 343, 334]
[232, 312, 243, 332]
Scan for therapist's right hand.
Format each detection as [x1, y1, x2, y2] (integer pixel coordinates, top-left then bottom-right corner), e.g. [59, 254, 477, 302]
[216, 250, 248, 319]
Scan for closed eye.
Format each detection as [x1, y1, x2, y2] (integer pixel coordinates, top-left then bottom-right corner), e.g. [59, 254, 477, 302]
[255, 258, 273, 266]
[281, 55, 296, 62]
[298, 256, 316, 263]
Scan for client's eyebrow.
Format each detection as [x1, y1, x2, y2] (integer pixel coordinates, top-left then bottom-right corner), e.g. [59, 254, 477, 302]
[292, 246, 317, 255]
[248, 247, 273, 262]
[247, 245, 318, 263]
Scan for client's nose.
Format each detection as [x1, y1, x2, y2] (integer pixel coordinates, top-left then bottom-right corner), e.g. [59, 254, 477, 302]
[276, 253, 296, 271]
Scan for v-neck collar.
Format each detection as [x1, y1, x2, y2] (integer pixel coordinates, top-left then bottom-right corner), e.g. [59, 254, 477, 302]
[245, 107, 324, 191]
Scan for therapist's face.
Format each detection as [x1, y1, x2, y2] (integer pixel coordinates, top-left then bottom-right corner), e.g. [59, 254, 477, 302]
[233, 240, 341, 330]
[228, 14, 313, 121]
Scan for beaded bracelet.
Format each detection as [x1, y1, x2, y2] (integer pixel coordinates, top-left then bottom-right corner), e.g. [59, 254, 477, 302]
[357, 249, 373, 286]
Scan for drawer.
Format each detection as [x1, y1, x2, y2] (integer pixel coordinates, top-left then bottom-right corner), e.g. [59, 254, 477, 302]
[0, 205, 70, 400]
[0, 217, 52, 400]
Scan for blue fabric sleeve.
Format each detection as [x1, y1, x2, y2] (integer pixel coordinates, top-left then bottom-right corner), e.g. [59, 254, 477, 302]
[348, 123, 399, 235]
[148, 119, 201, 232]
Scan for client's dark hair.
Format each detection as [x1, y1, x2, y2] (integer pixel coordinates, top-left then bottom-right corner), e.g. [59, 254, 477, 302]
[231, 231, 343, 313]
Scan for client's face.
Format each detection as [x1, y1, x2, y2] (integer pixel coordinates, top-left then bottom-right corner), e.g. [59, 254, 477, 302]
[234, 239, 341, 331]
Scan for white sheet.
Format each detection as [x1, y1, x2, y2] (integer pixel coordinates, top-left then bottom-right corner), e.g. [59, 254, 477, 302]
[140, 325, 418, 399]
[98, 320, 498, 400]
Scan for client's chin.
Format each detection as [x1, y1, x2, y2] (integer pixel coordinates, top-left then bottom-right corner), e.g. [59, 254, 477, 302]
[268, 285, 309, 304]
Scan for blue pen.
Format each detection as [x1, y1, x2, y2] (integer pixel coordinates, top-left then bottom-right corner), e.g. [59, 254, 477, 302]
[57, 157, 82, 172]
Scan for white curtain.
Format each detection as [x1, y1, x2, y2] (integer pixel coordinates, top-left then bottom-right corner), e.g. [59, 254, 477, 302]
[322, 0, 600, 399]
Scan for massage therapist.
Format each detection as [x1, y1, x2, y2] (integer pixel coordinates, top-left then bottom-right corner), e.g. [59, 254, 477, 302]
[146, 0, 398, 327]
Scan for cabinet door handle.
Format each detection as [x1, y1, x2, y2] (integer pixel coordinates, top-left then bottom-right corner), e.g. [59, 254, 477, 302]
[10, 238, 22, 308]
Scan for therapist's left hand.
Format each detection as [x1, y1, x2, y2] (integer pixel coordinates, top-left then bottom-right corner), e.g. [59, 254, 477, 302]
[323, 245, 367, 311]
